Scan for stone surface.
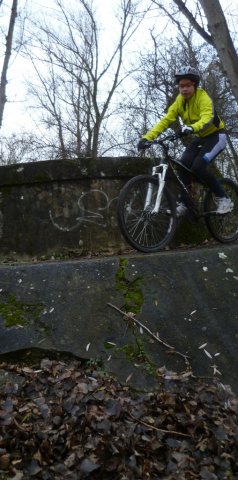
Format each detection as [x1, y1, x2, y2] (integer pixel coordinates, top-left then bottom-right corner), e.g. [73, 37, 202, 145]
[0, 157, 153, 256]
[0, 244, 237, 392]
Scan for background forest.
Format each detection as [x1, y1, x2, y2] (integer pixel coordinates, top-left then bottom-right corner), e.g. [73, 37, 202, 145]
[0, 0, 238, 181]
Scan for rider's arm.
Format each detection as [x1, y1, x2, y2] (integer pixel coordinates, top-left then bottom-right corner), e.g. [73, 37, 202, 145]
[190, 90, 224, 134]
[142, 101, 179, 141]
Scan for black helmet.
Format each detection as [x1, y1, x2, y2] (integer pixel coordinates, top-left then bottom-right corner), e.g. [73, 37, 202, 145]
[175, 66, 200, 85]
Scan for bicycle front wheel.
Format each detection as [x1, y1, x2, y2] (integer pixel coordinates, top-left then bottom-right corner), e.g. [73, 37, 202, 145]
[117, 175, 177, 253]
[204, 178, 238, 243]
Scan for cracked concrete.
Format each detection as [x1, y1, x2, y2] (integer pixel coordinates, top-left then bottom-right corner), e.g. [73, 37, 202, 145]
[0, 244, 237, 393]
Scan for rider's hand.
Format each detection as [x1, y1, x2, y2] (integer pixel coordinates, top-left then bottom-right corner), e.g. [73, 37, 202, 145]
[181, 125, 194, 136]
[137, 139, 151, 151]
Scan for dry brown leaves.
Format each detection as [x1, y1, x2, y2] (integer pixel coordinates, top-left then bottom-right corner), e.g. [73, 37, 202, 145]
[0, 357, 238, 480]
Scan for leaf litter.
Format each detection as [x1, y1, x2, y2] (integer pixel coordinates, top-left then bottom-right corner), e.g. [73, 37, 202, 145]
[0, 356, 238, 480]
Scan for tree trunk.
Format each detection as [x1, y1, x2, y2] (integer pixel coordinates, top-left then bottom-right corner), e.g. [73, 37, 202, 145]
[0, 0, 18, 128]
[198, 0, 238, 103]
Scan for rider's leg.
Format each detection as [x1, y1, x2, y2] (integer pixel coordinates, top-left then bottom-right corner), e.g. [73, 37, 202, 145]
[176, 138, 201, 211]
[191, 132, 234, 213]
[179, 137, 201, 189]
[191, 132, 226, 195]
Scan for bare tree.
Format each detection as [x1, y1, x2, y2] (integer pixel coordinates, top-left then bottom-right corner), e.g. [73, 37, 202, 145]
[25, 0, 147, 159]
[0, 0, 18, 128]
[198, 0, 238, 103]
[171, 0, 213, 44]
[170, 0, 238, 103]
[0, 132, 40, 164]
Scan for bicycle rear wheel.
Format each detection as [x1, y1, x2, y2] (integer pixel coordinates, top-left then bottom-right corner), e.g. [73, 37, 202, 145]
[204, 178, 238, 243]
[117, 175, 177, 253]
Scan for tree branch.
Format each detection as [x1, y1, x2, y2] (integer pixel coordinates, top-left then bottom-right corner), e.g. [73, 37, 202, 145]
[171, 0, 214, 45]
[0, 0, 18, 128]
[107, 302, 190, 365]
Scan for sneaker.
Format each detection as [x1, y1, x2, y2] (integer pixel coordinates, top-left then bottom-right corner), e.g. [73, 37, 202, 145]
[216, 197, 234, 214]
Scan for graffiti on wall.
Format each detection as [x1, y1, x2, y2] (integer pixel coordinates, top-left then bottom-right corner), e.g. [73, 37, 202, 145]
[49, 188, 118, 232]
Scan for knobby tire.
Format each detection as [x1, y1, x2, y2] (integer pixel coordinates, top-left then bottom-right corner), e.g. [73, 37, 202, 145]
[204, 178, 238, 243]
[117, 175, 177, 253]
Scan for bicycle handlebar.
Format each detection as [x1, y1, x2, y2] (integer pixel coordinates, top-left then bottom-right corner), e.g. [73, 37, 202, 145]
[143, 131, 184, 149]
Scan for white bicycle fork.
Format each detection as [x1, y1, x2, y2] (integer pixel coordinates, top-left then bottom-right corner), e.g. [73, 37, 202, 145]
[144, 164, 168, 213]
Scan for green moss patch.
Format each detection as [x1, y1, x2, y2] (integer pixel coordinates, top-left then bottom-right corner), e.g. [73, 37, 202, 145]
[0, 294, 44, 329]
[115, 257, 144, 314]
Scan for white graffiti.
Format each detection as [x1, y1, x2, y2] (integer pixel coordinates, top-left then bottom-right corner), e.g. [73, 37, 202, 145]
[49, 189, 118, 232]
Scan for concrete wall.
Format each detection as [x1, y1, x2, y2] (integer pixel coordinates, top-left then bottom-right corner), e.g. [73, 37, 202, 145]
[0, 157, 154, 256]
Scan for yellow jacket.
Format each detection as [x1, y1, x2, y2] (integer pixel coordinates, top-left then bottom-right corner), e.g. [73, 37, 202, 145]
[143, 88, 225, 140]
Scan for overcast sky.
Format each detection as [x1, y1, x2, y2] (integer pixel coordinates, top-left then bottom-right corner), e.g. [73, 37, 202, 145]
[0, 0, 237, 137]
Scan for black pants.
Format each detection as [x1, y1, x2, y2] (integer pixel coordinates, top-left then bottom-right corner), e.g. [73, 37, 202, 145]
[179, 131, 227, 200]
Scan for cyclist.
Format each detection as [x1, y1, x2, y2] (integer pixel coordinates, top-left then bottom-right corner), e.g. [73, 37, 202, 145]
[137, 65, 234, 215]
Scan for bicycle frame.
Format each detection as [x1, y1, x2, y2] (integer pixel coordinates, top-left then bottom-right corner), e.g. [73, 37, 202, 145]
[168, 159, 202, 218]
[145, 135, 208, 219]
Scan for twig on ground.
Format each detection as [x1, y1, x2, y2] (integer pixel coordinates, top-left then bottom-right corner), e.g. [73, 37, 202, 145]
[127, 412, 191, 437]
[107, 302, 190, 366]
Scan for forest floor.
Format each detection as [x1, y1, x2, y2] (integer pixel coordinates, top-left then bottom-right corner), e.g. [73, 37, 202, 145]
[0, 352, 237, 480]
[0, 240, 238, 479]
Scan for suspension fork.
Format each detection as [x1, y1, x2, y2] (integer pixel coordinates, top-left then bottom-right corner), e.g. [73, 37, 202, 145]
[144, 164, 168, 213]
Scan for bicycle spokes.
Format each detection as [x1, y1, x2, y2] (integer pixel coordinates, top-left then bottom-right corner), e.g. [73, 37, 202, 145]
[118, 176, 177, 252]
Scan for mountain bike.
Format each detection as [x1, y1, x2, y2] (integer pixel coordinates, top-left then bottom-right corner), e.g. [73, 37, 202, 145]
[117, 133, 238, 253]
